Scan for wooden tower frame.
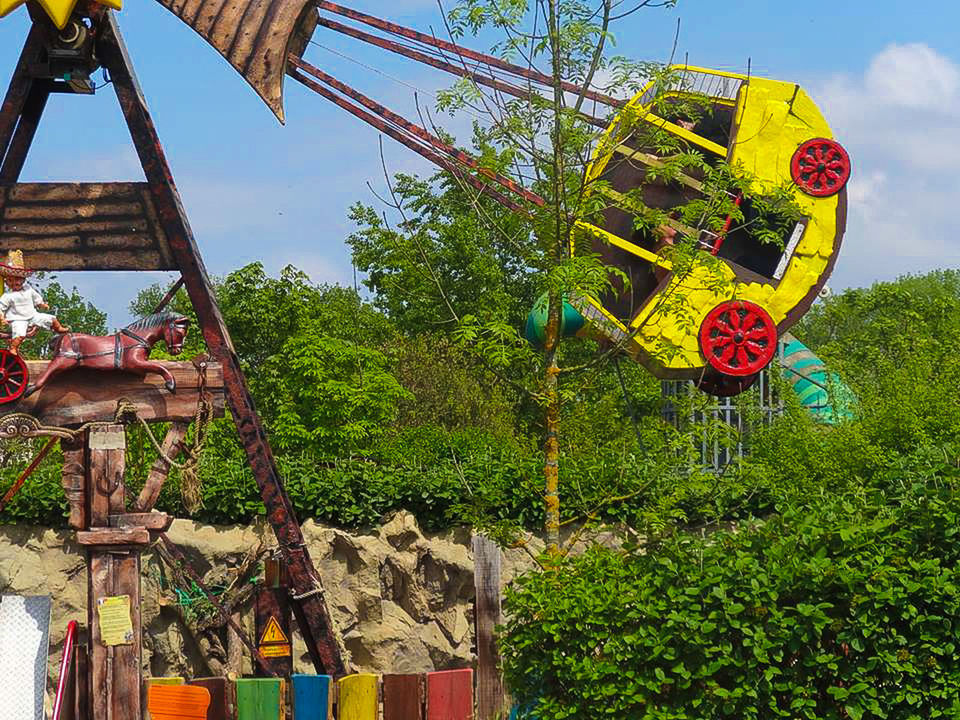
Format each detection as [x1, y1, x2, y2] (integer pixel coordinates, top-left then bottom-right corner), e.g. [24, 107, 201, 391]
[0, 5, 345, 713]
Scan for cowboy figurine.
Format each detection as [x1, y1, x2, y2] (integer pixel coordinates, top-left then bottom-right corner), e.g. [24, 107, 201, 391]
[0, 250, 70, 355]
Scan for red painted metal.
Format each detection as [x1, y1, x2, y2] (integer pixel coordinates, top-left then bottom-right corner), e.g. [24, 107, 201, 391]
[711, 192, 743, 255]
[52, 620, 78, 720]
[288, 67, 528, 214]
[0, 348, 28, 403]
[290, 56, 544, 207]
[790, 138, 850, 198]
[315, 16, 609, 130]
[699, 300, 777, 377]
[315, 1, 625, 109]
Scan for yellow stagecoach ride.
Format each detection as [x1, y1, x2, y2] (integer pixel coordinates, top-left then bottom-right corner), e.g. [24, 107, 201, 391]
[575, 65, 849, 396]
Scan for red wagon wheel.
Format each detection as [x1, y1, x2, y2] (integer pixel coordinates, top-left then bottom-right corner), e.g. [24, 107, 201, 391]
[790, 138, 850, 197]
[0, 349, 28, 404]
[699, 301, 777, 377]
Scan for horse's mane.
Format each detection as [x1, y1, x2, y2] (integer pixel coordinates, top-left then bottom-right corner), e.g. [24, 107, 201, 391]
[126, 312, 186, 331]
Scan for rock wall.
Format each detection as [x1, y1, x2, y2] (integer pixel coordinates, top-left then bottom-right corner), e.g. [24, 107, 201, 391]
[0, 512, 539, 699]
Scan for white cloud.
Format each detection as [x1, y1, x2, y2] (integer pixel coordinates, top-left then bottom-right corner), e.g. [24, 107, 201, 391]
[864, 43, 960, 111]
[809, 42, 960, 292]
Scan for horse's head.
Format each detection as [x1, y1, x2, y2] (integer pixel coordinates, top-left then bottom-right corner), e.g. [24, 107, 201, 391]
[164, 315, 189, 355]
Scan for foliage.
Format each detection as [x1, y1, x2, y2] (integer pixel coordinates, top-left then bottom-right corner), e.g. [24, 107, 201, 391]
[260, 323, 411, 455]
[502, 469, 960, 720]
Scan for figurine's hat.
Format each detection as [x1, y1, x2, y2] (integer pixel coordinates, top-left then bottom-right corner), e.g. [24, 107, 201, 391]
[0, 250, 32, 279]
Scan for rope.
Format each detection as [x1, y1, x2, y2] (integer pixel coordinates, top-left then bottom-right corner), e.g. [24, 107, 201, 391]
[122, 362, 213, 513]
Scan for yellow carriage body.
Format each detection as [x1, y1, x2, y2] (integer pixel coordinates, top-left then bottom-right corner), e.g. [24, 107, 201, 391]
[576, 66, 847, 380]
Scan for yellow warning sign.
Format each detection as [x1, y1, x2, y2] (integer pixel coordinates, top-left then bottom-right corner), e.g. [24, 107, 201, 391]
[259, 643, 291, 658]
[259, 617, 289, 645]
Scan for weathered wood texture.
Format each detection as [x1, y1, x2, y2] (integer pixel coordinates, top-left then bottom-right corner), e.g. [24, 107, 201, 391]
[77, 526, 150, 546]
[147, 684, 211, 720]
[5, 360, 224, 427]
[236, 678, 284, 720]
[188, 677, 230, 720]
[292, 674, 331, 720]
[255, 586, 293, 678]
[338, 674, 378, 720]
[86, 425, 143, 720]
[472, 535, 505, 720]
[0, 182, 176, 269]
[383, 674, 423, 720]
[73, 641, 88, 720]
[109, 511, 173, 530]
[152, 0, 318, 122]
[135, 422, 188, 511]
[61, 436, 86, 529]
[426, 670, 474, 720]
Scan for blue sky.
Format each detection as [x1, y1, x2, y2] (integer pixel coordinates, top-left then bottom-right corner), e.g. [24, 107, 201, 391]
[0, 1, 957, 325]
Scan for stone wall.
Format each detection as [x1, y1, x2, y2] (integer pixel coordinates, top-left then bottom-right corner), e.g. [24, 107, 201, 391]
[0, 511, 539, 700]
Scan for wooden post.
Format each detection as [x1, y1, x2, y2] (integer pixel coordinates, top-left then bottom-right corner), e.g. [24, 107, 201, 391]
[61, 436, 87, 530]
[86, 424, 143, 720]
[254, 558, 293, 678]
[473, 535, 505, 720]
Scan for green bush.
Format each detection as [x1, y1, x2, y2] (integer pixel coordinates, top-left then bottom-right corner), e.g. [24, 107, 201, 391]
[501, 470, 960, 720]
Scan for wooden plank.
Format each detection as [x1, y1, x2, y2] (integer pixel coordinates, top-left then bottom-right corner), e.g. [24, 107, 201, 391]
[0, 361, 225, 428]
[188, 677, 230, 720]
[236, 678, 284, 720]
[145, 677, 186, 720]
[77, 527, 151, 545]
[148, 684, 211, 720]
[60, 436, 86, 529]
[87, 425, 144, 720]
[426, 670, 473, 720]
[338, 674, 378, 720]
[292, 674, 332, 720]
[0, 182, 176, 270]
[472, 536, 505, 720]
[110, 512, 173, 530]
[135, 422, 189, 511]
[255, 586, 293, 677]
[152, 0, 316, 121]
[73, 642, 88, 720]
[383, 674, 423, 720]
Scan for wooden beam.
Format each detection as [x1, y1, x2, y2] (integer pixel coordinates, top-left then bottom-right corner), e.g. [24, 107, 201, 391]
[77, 527, 151, 546]
[86, 425, 143, 720]
[134, 422, 188, 511]
[109, 512, 173, 531]
[0, 182, 176, 270]
[473, 535, 506, 720]
[2, 360, 224, 427]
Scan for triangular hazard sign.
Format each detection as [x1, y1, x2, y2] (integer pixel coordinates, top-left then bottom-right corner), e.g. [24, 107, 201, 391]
[260, 617, 289, 645]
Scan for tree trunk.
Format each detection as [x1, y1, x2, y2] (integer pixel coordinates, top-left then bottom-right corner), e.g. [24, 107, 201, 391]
[543, 291, 562, 556]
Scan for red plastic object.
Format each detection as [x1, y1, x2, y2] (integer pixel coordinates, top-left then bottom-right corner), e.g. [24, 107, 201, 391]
[52, 620, 77, 720]
[790, 138, 850, 197]
[699, 301, 777, 376]
[0, 349, 27, 403]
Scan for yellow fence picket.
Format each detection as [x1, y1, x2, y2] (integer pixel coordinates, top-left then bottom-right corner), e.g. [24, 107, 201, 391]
[338, 674, 378, 720]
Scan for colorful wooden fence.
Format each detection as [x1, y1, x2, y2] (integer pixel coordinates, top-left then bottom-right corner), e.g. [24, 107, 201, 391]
[146, 669, 475, 720]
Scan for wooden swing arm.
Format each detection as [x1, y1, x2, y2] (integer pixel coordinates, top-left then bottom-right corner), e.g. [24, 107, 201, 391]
[314, 1, 625, 109]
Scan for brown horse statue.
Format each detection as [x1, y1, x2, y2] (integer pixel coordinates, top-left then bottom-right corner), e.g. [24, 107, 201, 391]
[25, 312, 190, 397]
